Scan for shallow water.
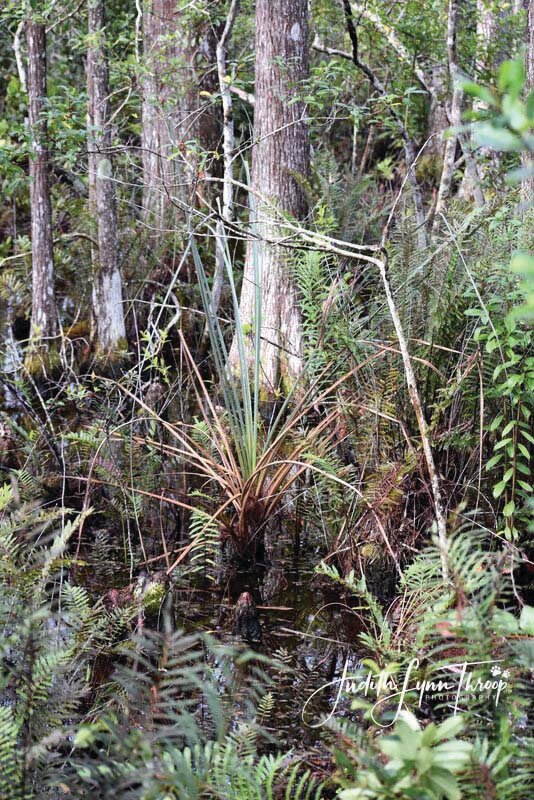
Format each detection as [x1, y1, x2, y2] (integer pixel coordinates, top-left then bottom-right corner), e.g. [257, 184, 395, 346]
[174, 529, 364, 746]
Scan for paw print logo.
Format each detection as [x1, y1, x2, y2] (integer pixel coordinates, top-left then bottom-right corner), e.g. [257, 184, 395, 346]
[502, 670, 510, 679]
[491, 665, 501, 677]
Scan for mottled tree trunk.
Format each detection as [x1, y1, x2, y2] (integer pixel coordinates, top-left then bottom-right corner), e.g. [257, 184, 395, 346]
[426, 63, 449, 157]
[229, 0, 309, 395]
[433, 0, 462, 229]
[26, 16, 57, 351]
[87, 0, 126, 354]
[522, 0, 533, 205]
[141, 1, 220, 236]
[209, 0, 240, 320]
[459, 0, 500, 200]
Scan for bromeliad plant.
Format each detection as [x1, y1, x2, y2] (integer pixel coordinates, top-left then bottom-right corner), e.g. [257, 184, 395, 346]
[190, 234, 345, 555]
[118, 219, 397, 564]
[127, 234, 360, 560]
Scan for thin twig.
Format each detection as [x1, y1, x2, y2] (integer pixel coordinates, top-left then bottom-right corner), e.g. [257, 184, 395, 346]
[341, 0, 427, 248]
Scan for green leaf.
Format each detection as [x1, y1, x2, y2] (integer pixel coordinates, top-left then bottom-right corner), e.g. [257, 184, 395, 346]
[494, 438, 512, 450]
[493, 480, 507, 499]
[464, 307, 484, 317]
[485, 453, 503, 470]
[461, 81, 497, 107]
[519, 605, 534, 635]
[502, 95, 529, 132]
[490, 414, 504, 431]
[518, 443, 531, 461]
[501, 420, 516, 436]
[74, 726, 95, 748]
[498, 58, 525, 98]
[493, 608, 519, 633]
[435, 715, 465, 742]
[502, 500, 515, 517]
[432, 741, 472, 770]
[427, 769, 461, 800]
[511, 250, 534, 276]
[473, 123, 522, 152]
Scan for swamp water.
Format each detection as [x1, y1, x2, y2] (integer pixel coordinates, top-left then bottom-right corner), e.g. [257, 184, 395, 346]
[82, 524, 366, 749]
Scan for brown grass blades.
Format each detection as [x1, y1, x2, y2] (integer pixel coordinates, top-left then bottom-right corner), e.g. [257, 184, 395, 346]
[113, 345, 391, 562]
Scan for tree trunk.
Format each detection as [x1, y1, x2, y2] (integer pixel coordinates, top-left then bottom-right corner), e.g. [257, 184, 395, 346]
[229, 0, 309, 395]
[522, 0, 534, 205]
[87, 0, 126, 355]
[209, 0, 241, 321]
[458, 0, 497, 203]
[426, 63, 449, 157]
[141, 1, 220, 237]
[26, 15, 57, 355]
[433, 0, 462, 230]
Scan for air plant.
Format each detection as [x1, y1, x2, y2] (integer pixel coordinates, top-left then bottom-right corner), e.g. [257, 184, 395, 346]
[123, 230, 380, 562]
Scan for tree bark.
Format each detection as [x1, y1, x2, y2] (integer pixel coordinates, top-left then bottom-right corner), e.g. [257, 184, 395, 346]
[229, 0, 310, 394]
[459, 0, 500, 200]
[522, 0, 534, 205]
[209, 0, 240, 320]
[141, 1, 220, 236]
[26, 15, 57, 351]
[87, 0, 126, 354]
[433, 0, 462, 230]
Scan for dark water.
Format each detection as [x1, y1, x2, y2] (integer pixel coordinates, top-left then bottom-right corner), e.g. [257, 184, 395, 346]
[74, 520, 365, 748]
[173, 530, 364, 747]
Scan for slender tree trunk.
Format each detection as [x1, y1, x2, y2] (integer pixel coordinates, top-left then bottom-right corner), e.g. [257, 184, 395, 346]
[87, 0, 126, 354]
[433, 0, 462, 230]
[209, 0, 240, 320]
[141, 1, 220, 237]
[522, 0, 534, 205]
[229, 0, 310, 394]
[426, 63, 449, 157]
[26, 15, 57, 355]
[459, 0, 500, 200]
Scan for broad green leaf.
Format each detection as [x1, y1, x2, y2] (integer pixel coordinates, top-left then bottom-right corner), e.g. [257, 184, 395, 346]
[490, 414, 503, 431]
[493, 609, 519, 633]
[427, 769, 461, 800]
[435, 715, 465, 742]
[485, 453, 503, 470]
[502, 500, 515, 517]
[473, 123, 522, 152]
[519, 605, 534, 635]
[493, 480, 507, 499]
[461, 81, 497, 107]
[498, 58, 525, 98]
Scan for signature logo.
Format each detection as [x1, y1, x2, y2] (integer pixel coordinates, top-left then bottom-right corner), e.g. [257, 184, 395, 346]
[302, 657, 510, 728]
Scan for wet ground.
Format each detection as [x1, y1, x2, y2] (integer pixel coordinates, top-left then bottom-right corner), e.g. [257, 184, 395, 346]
[74, 519, 366, 748]
[173, 530, 364, 747]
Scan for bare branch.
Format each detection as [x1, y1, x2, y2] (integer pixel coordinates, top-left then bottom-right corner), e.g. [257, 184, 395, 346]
[229, 83, 255, 105]
[340, 0, 428, 248]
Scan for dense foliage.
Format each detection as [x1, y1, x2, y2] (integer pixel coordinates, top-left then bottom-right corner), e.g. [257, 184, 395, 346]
[0, 0, 533, 798]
